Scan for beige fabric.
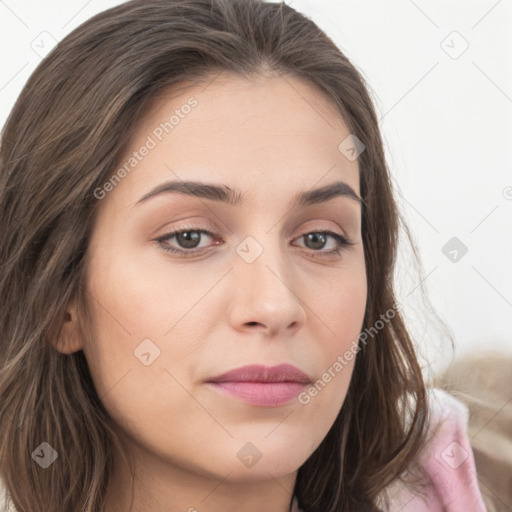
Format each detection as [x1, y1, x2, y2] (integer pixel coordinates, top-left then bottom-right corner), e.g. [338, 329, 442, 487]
[435, 352, 512, 512]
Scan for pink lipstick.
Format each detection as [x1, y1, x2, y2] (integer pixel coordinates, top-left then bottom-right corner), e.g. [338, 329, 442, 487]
[205, 364, 312, 407]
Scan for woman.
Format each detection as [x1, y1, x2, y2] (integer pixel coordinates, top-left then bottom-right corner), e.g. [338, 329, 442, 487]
[0, 0, 487, 510]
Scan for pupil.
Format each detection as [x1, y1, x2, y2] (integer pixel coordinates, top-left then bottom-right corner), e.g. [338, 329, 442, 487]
[306, 233, 326, 250]
[178, 231, 200, 248]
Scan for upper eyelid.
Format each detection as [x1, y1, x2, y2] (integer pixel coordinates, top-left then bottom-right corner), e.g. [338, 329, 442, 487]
[156, 217, 350, 236]
[156, 225, 347, 239]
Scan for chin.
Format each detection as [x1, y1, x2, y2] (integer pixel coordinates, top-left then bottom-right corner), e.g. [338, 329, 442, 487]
[201, 438, 313, 481]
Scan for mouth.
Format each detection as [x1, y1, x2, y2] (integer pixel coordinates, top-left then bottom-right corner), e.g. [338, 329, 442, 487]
[205, 364, 312, 407]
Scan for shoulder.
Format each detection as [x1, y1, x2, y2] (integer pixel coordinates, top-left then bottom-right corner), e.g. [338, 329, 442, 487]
[386, 387, 487, 512]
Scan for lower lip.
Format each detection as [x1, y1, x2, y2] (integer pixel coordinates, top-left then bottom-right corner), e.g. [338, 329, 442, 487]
[206, 381, 308, 407]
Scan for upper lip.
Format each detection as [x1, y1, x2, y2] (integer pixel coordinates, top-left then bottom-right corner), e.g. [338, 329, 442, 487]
[206, 364, 312, 384]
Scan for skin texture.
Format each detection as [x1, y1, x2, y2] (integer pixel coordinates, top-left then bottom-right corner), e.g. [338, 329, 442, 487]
[59, 72, 367, 512]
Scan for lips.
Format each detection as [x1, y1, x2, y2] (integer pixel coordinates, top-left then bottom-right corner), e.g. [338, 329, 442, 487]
[207, 364, 312, 385]
[205, 364, 312, 407]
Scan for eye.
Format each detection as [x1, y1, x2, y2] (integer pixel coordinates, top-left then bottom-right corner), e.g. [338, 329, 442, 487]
[292, 230, 354, 257]
[155, 227, 218, 256]
[155, 227, 354, 258]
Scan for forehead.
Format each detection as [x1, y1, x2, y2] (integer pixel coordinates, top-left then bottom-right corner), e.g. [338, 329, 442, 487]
[105, 72, 360, 208]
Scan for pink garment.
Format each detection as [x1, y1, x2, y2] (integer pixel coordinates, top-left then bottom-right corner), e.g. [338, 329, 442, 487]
[291, 388, 487, 512]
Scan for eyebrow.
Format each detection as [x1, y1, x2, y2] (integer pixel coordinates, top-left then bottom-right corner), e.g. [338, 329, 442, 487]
[134, 179, 362, 209]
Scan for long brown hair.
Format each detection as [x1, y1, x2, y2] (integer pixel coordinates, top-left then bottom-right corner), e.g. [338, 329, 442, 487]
[0, 1, 428, 510]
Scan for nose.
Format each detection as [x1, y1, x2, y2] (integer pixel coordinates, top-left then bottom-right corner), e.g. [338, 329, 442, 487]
[227, 237, 307, 337]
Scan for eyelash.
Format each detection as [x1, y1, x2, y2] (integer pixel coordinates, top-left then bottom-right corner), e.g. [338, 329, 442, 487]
[155, 226, 354, 259]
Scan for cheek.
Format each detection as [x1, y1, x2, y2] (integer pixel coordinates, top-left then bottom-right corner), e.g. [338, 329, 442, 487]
[299, 258, 367, 415]
[328, 278, 367, 354]
[314, 253, 367, 354]
[80, 239, 223, 406]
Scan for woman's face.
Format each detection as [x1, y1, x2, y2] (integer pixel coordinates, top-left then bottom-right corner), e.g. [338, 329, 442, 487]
[79, 72, 367, 483]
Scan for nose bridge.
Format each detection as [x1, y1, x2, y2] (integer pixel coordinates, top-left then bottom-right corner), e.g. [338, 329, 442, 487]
[231, 227, 304, 320]
[224, 204, 310, 336]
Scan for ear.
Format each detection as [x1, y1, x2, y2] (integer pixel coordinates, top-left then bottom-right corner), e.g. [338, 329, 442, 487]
[50, 302, 84, 354]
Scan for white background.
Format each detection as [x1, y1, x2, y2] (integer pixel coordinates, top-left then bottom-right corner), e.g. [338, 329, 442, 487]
[1, 0, 511, 375]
